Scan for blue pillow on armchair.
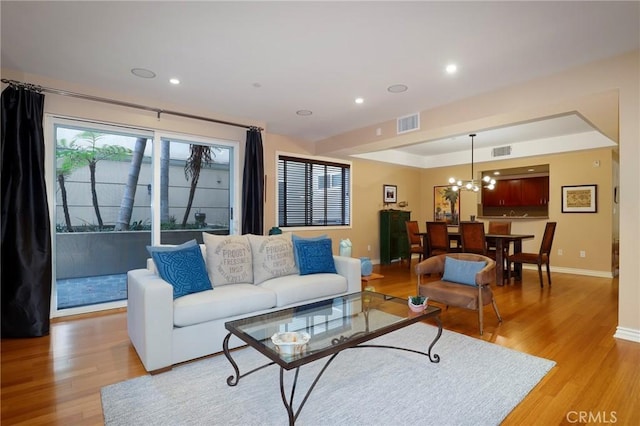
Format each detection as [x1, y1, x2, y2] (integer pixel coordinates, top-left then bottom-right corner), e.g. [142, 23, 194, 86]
[442, 256, 487, 286]
[147, 239, 212, 299]
[294, 238, 337, 275]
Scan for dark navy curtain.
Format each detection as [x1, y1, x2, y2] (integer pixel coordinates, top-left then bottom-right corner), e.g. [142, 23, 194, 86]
[241, 127, 264, 235]
[1, 85, 52, 337]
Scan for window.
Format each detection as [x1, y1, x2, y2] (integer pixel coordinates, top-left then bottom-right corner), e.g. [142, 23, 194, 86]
[278, 154, 351, 227]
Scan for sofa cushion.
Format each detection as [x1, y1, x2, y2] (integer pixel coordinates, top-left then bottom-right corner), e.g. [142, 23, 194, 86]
[146, 239, 212, 299]
[259, 273, 347, 307]
[294, 238, 337, 275]
[442, 256, 486, 286]
[173, 284, 277, 327]
[292, 234, 328, 266]
[248, 233, 298, 285]
[202, 233, 253, 286]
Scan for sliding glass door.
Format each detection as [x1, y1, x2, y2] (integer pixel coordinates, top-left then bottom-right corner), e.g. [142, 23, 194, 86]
[50, 118, 237, 317]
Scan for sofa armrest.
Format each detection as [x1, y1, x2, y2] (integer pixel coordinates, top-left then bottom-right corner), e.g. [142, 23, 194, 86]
[127, 269, 174, 372]
[333, 255, 361, 294]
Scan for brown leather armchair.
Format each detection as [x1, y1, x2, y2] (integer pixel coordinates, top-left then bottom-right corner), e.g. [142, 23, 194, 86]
[415, 253, 502, 335]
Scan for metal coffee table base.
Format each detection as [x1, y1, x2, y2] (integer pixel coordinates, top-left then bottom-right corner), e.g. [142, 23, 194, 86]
[223, 317, 442, 425]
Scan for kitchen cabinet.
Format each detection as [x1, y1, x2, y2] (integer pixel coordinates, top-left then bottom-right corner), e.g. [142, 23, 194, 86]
[521, 176, 549, 205]
[379, 210, 410, 265]
[482, 179, 522, 206]
[482, 176, 549, 207]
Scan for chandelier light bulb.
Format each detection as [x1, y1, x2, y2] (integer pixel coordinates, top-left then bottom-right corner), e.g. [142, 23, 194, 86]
[446, 134, 495, 192]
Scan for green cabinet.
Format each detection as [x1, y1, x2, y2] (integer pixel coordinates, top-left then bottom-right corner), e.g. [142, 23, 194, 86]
[379, 210, 410, 265]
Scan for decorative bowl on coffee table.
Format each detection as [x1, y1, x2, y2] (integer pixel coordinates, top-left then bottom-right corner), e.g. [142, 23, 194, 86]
[271, 331, 310, 356]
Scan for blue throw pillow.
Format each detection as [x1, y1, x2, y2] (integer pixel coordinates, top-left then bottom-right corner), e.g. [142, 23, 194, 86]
[147, 239, 212, 299]
[292, 234, 328, 267]
[294, 238, 337, 275]
[442, 256, 487, 286]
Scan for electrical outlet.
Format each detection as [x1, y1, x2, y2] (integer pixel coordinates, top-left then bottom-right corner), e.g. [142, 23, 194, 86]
[580, 250, 586, 258]
[367, 245, 371, 251]
[558, 249, 563, 256]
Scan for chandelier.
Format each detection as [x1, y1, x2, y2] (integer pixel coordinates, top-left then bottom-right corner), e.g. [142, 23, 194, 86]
[448, 133, 496, 192]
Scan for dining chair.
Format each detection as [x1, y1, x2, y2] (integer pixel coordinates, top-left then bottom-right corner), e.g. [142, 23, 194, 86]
[459, 221, 488, 255]
[405, 220, 423, 268]
[506, 222, 557, 287]
[425, 221, 450, 258]
[487, 221, 512, 262]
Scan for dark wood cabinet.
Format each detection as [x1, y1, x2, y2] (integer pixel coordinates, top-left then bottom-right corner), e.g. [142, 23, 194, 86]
[379, 210, 410, 265]
[483, 179, 522, 206]
[521, 176, 549, 205]
[482, 176, 549, 207]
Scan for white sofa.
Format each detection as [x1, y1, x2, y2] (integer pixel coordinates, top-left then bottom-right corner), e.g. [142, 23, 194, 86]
[127, 238, 361, 373]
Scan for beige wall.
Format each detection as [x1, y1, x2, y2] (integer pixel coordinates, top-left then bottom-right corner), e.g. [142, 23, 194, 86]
[263, 131, 423, 258]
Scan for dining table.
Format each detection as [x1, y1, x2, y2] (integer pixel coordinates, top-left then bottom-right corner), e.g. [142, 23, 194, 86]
[417, 231, 535, 286]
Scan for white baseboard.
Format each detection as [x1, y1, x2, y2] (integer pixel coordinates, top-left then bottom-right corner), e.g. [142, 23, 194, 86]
[614, 327, 640, 343]
[373, 260, 614, 278]
[522, 264, 614, 278]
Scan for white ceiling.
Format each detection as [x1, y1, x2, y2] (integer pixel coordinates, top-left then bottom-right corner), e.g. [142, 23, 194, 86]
[1, 1, 638, 162]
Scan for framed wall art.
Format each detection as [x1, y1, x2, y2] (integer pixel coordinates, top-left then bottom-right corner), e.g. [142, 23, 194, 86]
[434, 185, 460, 224]
[562, 184, 597, 213]
[383, 184, 397, 204]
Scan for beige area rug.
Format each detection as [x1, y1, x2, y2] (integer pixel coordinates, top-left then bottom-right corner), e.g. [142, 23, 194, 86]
[102, 323, 555, 425]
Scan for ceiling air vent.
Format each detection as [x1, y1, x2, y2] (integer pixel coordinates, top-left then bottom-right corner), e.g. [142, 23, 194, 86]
[492, 145, 512, 157]
[397, 113, 420, 134]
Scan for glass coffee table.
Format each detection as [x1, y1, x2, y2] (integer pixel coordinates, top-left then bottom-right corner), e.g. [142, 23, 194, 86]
[223, 291, 442, 425]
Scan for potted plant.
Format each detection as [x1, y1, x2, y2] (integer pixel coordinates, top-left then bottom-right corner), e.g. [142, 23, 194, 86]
[408, 295, 428, 312]
[194, 210, 206, 227]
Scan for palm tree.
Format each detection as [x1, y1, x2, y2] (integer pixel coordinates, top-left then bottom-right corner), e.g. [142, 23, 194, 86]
[55, 138, 84, 232]
[181, 144, 214, 228]
[114, 138, 147, 231]
[443, 187, 460, 224]
[73, 131, 131, 229]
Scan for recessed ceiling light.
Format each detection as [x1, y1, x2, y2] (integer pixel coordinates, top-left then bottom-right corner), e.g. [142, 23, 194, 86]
[528, 168, 535, 172]
[445, 64, 458, 74]
[131, 68, 156, 79]
[169, 78, 180, 85]
[387, 84, 408, 93]
[493, 171, 501, 175]
[355, 97, 364, 104]
[296, 110, 313, 116]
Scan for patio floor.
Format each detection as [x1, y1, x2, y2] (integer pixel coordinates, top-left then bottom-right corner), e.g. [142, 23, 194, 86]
[56, 273, 127, 309]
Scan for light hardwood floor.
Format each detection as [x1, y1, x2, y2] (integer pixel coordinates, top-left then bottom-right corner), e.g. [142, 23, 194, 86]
[2, 264, 639, 425]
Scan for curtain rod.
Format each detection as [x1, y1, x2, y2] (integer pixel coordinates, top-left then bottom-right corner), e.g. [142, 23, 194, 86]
[1, 78, 263, 132]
